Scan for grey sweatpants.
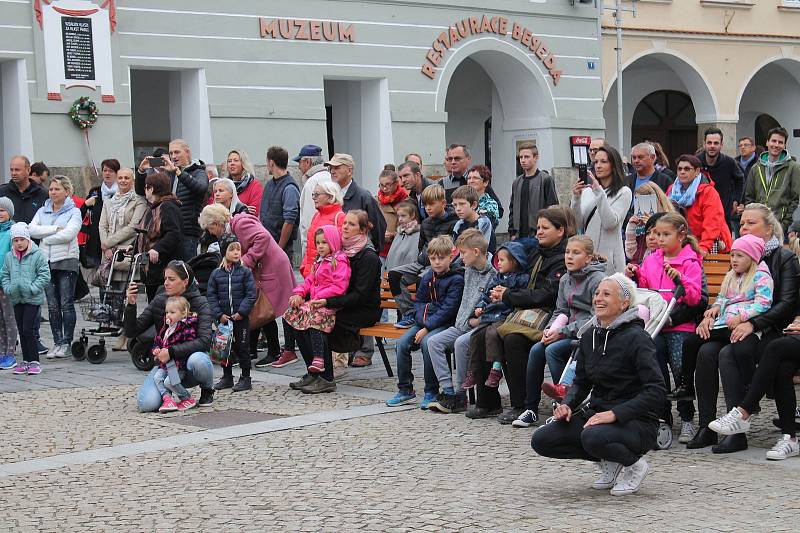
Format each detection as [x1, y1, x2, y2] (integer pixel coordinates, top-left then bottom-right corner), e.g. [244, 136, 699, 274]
[0, 290, 18, 355]
[426, 326, 474, 390]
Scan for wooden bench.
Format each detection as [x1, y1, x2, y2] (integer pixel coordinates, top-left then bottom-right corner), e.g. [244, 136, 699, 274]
[358, 276, 416, 378]
[703, 253, 731, 305]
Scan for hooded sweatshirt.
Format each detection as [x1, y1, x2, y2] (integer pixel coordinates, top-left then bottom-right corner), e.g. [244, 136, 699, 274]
[293, 225, 351, 302]
[636, 244, 703, 333]
[743, 149, 800, 232]
[712, 263, 773, 328]
[385, 221, 421, 271]
[454, 254, 496, 331]
[477, 241, 530, 324]
[545, 260, 607, 339]
[566, 307, 666, 425]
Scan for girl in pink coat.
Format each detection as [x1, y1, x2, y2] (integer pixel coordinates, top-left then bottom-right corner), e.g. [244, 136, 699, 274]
[229, 213, 296, 357]
[284, 225, 351, 373]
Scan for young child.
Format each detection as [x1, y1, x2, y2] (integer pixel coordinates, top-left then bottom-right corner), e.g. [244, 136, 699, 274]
[626, 211, 666, 266]
[459, 242, 529, 389]
[426, 229, 497, 414]
[389, 184, 458, 328]
[0, 223, 49, 375]
[451, 185, 495, 254]
[627, 212, 703, 441]
[154, 296, 199, 412]
[207, 235, 258, 392]
[625, 183, 674, 264]
[677, 234, 773, 402]
[284, 225, 351, 376]
[386, 235, 464, 409]
[514, 235, 607, 427]
[0, 198, 17, 370]
[385, 200, 421, 272]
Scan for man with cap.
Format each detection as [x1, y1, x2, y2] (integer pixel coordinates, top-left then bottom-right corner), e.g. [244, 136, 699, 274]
[0, 155, 48, 224]
[295, 144, 332, 256]
[326, 153, 387, 251]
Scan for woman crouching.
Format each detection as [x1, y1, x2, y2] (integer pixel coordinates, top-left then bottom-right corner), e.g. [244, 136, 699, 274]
[531, 273, 666, 496]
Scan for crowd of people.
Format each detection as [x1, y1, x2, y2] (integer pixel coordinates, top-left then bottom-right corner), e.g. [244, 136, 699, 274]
[1, 126, 800, 497]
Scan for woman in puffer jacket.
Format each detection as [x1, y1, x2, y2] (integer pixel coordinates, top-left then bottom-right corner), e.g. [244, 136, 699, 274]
[28, 176, 83, 358]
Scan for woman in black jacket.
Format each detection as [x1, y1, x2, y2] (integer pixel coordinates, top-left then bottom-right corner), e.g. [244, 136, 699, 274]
[687, 203, 800, 452]
[81, 158, 120, 269]
[140, 172, 184, 301]
[465, 207, 571, 422]
[291, 210, 382, 394]
[532, 274, 666, 496]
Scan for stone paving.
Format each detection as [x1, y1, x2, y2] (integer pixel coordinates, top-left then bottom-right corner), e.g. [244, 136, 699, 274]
[1, 307, 799, 531]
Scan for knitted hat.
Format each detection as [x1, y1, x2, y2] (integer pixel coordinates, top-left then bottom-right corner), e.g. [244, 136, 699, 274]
[10, 222, 30, 242]
[0, 197, 14, 218]
[731, 234, 765, 262]
[218, 233, 240, 258]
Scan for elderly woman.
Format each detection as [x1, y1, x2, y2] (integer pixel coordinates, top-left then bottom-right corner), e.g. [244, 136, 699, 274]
[125, 261, 215, 412]
[212, 178, 249, 215]
[28, 175, 83, 359]
[290, 210, 382, 393]
[466, 164, 500, 225]
[139, 172, 183, 302]
[300, 180, 344, 277]
[571, 145, 632, 274]
[686, 203, 800, 453]
[666, 154, 732, 254]
[532, 274, 666, 496]
[81, 158, 120, 270]
[376, 165, 408, 259]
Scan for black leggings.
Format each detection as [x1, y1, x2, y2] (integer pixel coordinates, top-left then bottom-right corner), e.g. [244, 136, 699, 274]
[222, 318, 251, 378]
[740, 336, 800, 437]
[295, 328, 334, 382]
[532, 411, 657, 467]
[249, 320, 281, 357]
[471, 329, 532, 410]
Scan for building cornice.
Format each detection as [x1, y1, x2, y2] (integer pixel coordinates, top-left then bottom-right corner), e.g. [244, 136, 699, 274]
[601, 25, 800, 43]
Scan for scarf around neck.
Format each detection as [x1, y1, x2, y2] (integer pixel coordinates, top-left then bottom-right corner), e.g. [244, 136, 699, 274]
[101, 181, 118, 201]
[378, 186, 408, 206]
[107, 190, 136, 235]
[342, 233, 368, 257]
[764, 236, 782, 256]
[234, 173, 254, 194]
[669, 175, 702, 208]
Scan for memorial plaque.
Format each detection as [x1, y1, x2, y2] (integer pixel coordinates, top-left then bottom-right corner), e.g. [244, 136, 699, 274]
[61, 16, 95, 80]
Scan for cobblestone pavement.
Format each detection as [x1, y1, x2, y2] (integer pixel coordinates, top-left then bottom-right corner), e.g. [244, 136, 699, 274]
[1, 308, 799, 531]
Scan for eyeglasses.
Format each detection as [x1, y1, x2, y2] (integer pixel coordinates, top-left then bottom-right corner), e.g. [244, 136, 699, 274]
[445, 157, 464, 162]
[144, 185, 153, 191]
[378, 182, 396, 190]
[311, 192, 330, 199]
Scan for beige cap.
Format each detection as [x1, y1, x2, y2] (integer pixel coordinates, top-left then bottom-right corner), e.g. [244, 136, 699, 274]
[324, 153, 355, 168]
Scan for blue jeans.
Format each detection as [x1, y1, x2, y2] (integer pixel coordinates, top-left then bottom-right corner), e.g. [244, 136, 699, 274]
[180, 238, 199, 262]
[524, 338, 574, 411]
[44, 269, 77, 346]
[396, 324, 445, 396]
[137, 352, 214, 412]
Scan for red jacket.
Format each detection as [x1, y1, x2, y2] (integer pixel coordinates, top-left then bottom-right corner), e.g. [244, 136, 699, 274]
[667, 177, 732, 254]
[299, 203, 345, 277]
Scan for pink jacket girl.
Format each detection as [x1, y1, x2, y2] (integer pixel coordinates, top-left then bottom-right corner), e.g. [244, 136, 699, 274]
[293, 225, 351, 301]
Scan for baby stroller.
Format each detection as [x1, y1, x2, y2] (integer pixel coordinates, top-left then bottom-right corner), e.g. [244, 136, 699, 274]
[544, 281, 685, 450]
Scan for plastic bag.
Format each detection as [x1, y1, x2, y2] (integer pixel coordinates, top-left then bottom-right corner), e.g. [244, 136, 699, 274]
[209, 321, 234, 366]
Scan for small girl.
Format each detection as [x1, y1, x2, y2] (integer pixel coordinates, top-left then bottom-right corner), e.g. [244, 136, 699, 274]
[0, 223, 50, 375]
[153, 296, 199, 413]
[461, 242, 530, 389]
[676, 234, 773, 401]
[385, 201, 421, 272]
[627, 212, 703, 441]
[520, 236, 607, 420]
[284, 225, 351, 374]
[625, 182, 675, 264]
[207, 235, 257, 392]
[626, 211, 666, 267]
[0, 199, 17, 370]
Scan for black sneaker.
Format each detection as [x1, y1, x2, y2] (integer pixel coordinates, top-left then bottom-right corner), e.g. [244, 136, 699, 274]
[428, 392, 467, 414]
[464, 406, 503, 419]
[198, 388, 214, 407]
[497, 408, 525, 425]
[37, 341, 48, 355]
[232, 376, 252, 392]
[257, 338, 270, 352]
[214, 375, 234, 390]
[254, 352, 279, 368]
[289, 374, 316, 390]
[300, 376, 336, 394]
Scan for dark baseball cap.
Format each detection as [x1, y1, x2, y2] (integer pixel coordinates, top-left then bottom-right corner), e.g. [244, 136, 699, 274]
[293, 144, 323, 162]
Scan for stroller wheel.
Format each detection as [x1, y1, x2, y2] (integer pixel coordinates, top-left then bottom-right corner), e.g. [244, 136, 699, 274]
[87, 345, 107, 364]
[656, 421, 673, 450]
[71, 341, 86, 361]
[130, 341, 154, 371]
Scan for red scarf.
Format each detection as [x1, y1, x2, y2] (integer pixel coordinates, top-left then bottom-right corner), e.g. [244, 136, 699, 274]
[377, 186, 408, 206]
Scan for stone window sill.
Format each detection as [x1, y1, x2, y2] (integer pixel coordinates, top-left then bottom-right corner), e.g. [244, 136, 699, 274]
[778, 5, 800, 12]
[700, 0, 754, 8]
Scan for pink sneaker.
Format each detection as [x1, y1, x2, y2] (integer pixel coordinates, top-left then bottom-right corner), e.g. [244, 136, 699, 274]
[177, 397, 197, 411]
[484, 368, 503, 388]
[270, 350, 299, 368]
[542, 382, 570, 402]
[12, 362, 28, 375]
[26, 361, 42, 375]
[158, 394, 179, 413]
[308, 356, 325, 374]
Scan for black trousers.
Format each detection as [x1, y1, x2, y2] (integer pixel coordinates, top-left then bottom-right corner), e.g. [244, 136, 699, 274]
[295, 328, 334, 382]
[250, 319, 281, 357]
[532, 411, 657, 467]
[473, 329, 532, 410]
[740, 336, 800, 437]
[14, 304, 39, 363]
[223, 318, 251, 378]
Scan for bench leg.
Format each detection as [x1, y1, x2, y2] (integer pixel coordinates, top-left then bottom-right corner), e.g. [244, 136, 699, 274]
[376, 337, 394, 378]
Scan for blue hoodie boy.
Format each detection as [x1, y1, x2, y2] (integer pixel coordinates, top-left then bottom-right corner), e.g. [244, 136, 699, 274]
[476, 241, 530, 324]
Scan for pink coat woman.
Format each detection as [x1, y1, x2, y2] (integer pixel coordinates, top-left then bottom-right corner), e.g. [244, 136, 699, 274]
[229, 213, 295, 317]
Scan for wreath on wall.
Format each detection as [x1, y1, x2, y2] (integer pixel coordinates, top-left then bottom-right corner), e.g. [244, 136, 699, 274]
[68, 96, 98, 130]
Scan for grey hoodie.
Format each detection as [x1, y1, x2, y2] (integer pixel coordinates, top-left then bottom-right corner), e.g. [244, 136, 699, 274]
[454, 255, 497, 331]
[385, 222, 421, 270]
[545, 260, 607, 338]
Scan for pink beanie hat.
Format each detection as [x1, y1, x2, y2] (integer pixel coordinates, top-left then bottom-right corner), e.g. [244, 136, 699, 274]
[731, 234, 765, 262]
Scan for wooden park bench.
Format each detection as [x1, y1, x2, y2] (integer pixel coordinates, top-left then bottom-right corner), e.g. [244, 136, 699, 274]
[703, 252, 731, 304]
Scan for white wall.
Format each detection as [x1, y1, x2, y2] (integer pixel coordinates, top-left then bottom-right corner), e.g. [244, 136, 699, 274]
[0, 59, 34, 178]
[169, 69, 214, 164]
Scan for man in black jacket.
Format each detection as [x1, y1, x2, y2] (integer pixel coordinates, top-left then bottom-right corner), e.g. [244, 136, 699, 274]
[326, 153, 386, 251]
[440, 144, 504, 217]
[136, 140, 209, 261]
[0, 155, 48, 224]
[699, 127, 743, 228]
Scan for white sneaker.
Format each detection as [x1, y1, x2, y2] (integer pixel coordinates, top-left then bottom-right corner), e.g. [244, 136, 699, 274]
[708, 407, 751, 435]
[53, 344, 70, 359]
[45, 345, 60, 359]
[592, 460, 623, 489]
[610, 458, 649, 496]
[766, 435, 800, 461]
[678, 421, 696, 444]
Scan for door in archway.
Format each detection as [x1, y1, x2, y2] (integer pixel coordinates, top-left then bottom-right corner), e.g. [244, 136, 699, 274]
[632, 90, 697, 165]
[755, 113, 781, 149]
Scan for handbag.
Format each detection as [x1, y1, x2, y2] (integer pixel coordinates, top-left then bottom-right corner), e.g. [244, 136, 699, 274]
[496, 255, 551, 341]
[249, 289, 275, 330]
